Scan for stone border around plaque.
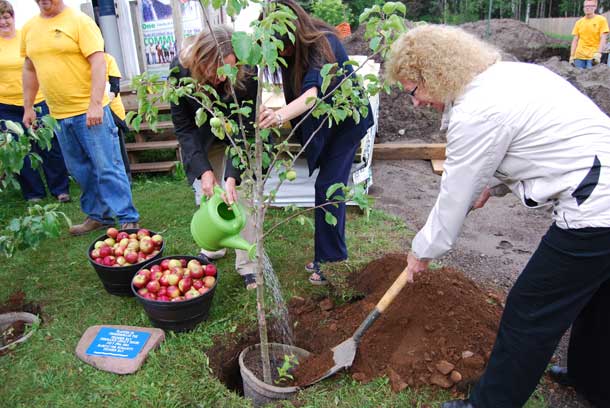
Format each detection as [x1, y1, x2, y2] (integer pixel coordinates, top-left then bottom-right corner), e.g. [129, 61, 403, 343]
[76, 325, 165, 374]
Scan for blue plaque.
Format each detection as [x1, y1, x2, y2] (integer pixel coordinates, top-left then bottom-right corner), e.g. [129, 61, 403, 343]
[85, 327, 151, 359]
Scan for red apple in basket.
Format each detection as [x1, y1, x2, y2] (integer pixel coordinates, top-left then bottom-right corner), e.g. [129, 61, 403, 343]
[117, 231, 129, 241]
[102, 256, 116, 266]
[167, 285, 180, 299]
[178, 277, 192, 293]
[185, 288, 200, 300]
[125, 251, 138, 264]
[198, 287, 209, 295]
[90, 249, 101, 259]
[133, 274, 148, 289]
[204, 263, 217, 277]
[158, 286, 167, 297]
[168, 259, 181, 269]
[151, 271, 163, 281]
[94, 240, 107, 250]
[99, 246, 112, 258]
[203, 276, 216, 288]
[137, 228, 150, 239]
[192, 279, 204, 290]
[106, 227, 119, 239]
[151, 234, 163, 246]
[159, 274, 170, 287]
[139, 268, 151, 278]
[160, 259, 171, 270]
[167, 273, 180, 286]
[157, 295, 170, 302]
[95, 257, 103, 264]
[137, 288, 149, 296]
[150, 264, 162, 274]
[189, 264, 204, 279]
[146, 280, 160, 293]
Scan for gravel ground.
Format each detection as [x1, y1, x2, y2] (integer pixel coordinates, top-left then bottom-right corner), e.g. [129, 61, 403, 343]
[371, 159, 594, 408]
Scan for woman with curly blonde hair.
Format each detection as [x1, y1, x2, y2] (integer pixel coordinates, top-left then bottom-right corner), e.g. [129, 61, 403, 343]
[387, 25, 610, 408]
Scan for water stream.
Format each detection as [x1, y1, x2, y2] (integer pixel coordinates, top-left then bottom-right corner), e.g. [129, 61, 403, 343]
[262, 251, 294, 348]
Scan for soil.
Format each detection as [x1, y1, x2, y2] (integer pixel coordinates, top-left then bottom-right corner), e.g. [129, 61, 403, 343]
[208, 254, 502, 394]
[343, 20, 610, 144]
[242, 345, 301, 387]
[0, 291, 42, 356]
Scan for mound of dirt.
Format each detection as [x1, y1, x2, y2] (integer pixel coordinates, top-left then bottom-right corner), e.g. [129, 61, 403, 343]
[292, 254, 502, 389]
[541, 57, 610, 115]
[344, 25, 443, 143]
[460, 19, 569, 62]
[207, 254, 503, 393]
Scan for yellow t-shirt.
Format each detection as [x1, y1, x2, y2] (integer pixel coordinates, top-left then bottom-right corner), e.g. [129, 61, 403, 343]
[104, 53, 126, 120]
[0, 31, 44, 106]
[572, 14, 610, 60]
[20, 7, 109, 119]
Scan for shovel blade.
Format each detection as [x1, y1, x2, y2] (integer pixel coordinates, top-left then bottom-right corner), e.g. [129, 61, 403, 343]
[306, 337, 357, 386]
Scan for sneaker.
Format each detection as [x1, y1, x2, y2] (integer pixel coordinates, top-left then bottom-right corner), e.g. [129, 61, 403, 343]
[305, 261, 320, 273]
[57, 193, 71, 203]
[199, 247, 227, 260]
[69, 217, 110, 236]
[27, 197, 43, 203]
[120, 222, 140, 230]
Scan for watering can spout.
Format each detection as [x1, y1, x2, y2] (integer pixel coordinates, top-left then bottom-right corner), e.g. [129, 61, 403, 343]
[220, 236, 257, 260]
[190, 186, 257, 260]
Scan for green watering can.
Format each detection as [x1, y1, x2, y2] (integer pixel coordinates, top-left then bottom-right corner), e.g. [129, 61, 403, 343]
[191, 185, 256, 260]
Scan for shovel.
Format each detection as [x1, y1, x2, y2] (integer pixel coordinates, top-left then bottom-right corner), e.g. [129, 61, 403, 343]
[305, 267, 411, 386]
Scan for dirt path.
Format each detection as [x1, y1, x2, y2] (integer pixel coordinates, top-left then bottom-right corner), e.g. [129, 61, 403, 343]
[371, 159, 592, 408]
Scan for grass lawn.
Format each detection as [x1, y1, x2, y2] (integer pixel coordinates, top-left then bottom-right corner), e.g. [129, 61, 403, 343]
[0, 175, 547, 407]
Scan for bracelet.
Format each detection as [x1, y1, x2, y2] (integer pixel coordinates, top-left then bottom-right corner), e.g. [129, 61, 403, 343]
[275, 113, 283, 127]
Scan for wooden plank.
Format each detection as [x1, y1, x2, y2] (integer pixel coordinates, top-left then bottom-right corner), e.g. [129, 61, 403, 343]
[431, 159, 445, 175]
[125, 141, 179, 152]
[130, 161, 176, 173]
[121, 93, 171, 113]
[373, 143, 446, 160]
[137, 120, 174, 132]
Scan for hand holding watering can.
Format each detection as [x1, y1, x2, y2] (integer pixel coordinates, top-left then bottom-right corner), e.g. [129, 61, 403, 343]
[191, 185, 256, 260]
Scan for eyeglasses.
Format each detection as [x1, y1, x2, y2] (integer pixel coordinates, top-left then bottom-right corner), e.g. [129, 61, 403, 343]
[407, 85, 418, 98]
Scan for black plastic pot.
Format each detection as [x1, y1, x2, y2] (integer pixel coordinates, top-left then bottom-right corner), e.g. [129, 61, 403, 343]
[132, 255, 219, 332]
[87, 229, 165, 296]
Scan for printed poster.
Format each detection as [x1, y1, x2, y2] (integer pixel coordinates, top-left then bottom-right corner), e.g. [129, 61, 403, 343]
[140, 0, 205, 76]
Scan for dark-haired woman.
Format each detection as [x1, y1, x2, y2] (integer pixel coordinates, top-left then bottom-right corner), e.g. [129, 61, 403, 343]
[258, 0, 374, 285]
[170, 25, 258, 290]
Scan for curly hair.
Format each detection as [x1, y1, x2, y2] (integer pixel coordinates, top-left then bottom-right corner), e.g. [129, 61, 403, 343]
[179, 25, 245, 95]
[385, 25, 501, 102]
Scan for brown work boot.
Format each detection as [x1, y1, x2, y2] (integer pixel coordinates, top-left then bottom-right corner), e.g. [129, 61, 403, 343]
[69, 217, 108, 236]
[120, 222, 140, 230]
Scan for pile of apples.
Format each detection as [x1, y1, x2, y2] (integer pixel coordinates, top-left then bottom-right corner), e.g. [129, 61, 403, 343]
[133, 258, 217, 302]
[90, 228, 163, 267]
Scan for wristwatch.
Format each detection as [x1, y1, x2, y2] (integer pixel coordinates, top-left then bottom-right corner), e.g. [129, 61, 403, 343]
[275, 113, 283, 127]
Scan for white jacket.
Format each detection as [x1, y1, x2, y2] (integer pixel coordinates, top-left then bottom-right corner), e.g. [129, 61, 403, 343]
[412, 62, 610, 260]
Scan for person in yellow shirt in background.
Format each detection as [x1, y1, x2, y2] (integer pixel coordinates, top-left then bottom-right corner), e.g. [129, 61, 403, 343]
[0, 0, 70, 203]
[569, 0, 609, 69]
[22, 0, 139, 235]
[104, 52, 131, 181]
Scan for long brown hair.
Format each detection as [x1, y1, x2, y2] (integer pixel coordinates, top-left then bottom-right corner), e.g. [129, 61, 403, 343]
[273, 0, 337, 97]
[179, 25, 245, 95]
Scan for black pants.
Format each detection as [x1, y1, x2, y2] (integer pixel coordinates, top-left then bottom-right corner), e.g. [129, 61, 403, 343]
[111, 111, 131, 182]
[470, 224, 610, 408]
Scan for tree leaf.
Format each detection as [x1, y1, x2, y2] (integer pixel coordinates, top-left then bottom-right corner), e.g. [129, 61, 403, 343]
[324, 211, 337, 227]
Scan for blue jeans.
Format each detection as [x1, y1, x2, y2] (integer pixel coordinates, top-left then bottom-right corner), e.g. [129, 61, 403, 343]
[574, 59, 593, 69]
[0, 101, 69, 200]
[56, 106, 139, 223]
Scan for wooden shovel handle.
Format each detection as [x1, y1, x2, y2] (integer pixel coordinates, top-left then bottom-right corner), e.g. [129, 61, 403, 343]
[376, 268, 410, 313]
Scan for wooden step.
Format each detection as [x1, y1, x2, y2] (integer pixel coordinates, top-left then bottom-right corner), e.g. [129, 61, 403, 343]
[130, 161, 176, 173]
[136, 120, 174, 132]
[373, 143, 446, 160]
[126, 140, 179, 152]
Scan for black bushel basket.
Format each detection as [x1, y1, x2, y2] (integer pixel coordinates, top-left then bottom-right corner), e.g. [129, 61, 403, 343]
[87, 229, 165, 296]
[132, 255, 219, 332]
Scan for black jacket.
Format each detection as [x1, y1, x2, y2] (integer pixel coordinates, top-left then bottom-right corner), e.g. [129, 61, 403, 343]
[169, 58, 258, 185]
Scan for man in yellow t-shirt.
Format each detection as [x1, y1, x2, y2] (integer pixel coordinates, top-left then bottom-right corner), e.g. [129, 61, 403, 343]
[104, 52, 130, 180]
[21, 0, 139, 235]
[570, 0, 609, 69]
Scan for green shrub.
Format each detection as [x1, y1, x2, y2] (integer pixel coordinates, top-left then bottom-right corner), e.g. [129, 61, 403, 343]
[347, 0, 384, 27]
[311, 0, 351, 26]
